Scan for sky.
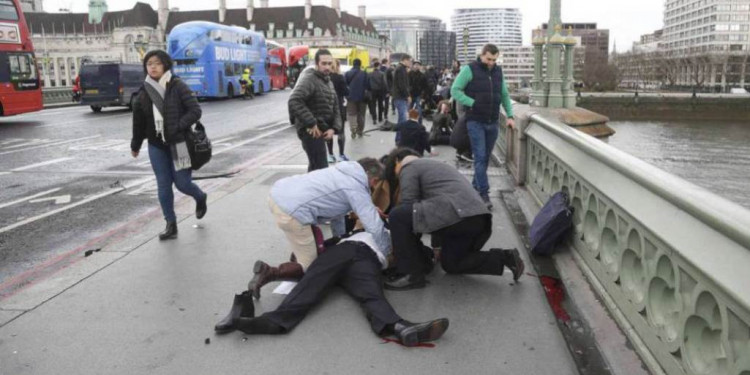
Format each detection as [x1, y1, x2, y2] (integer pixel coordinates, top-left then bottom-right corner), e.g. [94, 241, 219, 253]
[44, 0, 665, 52]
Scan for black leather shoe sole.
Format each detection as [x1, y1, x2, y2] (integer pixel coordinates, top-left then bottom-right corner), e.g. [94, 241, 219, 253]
[196, 196, 208, 219]
[508, 249, 524, 281]
[400, 318, 450, 347]
[383, 275, 427, 291]
[158, 232, 177, 241]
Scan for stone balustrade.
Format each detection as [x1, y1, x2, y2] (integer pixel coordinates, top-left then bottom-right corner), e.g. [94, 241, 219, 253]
[42, 87, 75, 107]
[500, 105, 750, 375]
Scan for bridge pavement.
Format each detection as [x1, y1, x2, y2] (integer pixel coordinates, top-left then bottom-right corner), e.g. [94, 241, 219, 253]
[0, 115, 583, 374]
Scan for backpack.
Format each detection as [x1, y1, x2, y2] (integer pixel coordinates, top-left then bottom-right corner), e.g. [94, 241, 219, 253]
[529, 191, 574, 255]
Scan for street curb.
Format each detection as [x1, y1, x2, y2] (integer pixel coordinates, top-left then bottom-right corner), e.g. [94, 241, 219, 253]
[492, 145, 651, 375]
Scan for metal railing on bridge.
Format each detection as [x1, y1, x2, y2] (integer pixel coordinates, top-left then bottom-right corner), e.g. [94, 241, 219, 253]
[500, 108, 750, 375]
[43, 87, 74, 107]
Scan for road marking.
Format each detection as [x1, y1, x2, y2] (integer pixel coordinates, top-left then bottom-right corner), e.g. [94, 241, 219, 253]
[0, 124, 294, 235]
[1, 139, 52, 150]
[11, 157, 74, 172]
[214, 125, 292, 156]
[257, 120, 290, 131]
[29, 194, 72, 205]
[0, 135, 101, 156]
[261, 164, 308, 170]
[36, 113, 132, 128]
[0, 188, 62, 210]
[0, 172, 10, 176]
[0, 176, 153, 235]
[212, 136, 238, 144]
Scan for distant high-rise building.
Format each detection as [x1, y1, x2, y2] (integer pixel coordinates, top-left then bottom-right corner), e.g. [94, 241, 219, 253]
[541, 23, 609, 64]
[451, 8, 522, 63]
[662, 0, 750, 55]
[370, 16, 455, 68]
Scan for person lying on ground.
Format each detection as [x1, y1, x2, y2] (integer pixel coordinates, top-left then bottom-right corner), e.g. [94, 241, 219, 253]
[215, 232, 449, 347]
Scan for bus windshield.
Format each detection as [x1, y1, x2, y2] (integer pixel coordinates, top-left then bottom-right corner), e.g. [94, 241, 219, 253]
[0, 0, 19, 21]
[80, 65, 118, 87]
[0, 52, 37, 83]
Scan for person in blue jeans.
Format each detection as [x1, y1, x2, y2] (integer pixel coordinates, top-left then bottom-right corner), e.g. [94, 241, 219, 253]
[131, 50, 207, 240]
[390, 54, 412, 125]
[450, 43, 515, 210]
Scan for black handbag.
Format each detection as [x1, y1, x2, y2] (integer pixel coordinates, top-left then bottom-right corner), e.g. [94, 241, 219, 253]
[185, 121, 212, 170]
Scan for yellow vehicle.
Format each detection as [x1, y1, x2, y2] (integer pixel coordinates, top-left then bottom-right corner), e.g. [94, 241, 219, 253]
[308, 47, 370, 73]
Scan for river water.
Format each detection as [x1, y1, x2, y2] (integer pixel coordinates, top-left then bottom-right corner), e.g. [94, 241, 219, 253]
[607, 120, 750, 210]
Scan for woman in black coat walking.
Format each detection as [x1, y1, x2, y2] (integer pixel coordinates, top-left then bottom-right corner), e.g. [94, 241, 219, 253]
[131, 50, 207, 240]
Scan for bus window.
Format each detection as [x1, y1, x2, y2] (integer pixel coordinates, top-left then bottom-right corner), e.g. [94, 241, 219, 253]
[0, 0, 19, 21]
[8, 53, 36, 81]
[224, 62, 233, 76]
[234, 63, 241, 74]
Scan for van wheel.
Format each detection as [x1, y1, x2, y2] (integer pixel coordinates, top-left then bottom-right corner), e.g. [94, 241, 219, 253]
[227, 84, 235, 99]
[91, 105, 102, 113]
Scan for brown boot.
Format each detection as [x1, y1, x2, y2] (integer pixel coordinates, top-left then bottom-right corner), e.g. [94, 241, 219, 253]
[248, 261, 304, 299]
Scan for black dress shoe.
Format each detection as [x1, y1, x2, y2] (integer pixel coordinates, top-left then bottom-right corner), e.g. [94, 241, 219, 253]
[383, 273, 426, 291]
[502, 248, 525, 281]
[196, 194, 208, 219]
[158, 221, 178, 240]
[394, 318, 450, 347]
[214, 291, 255, 334]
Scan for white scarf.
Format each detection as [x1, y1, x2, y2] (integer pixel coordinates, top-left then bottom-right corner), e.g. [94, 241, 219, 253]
[145, 70, 172, 143]
[145, 71, 191, 171]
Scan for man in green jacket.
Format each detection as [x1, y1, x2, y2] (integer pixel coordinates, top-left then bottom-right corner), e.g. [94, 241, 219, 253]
[451, 44, 515, 209]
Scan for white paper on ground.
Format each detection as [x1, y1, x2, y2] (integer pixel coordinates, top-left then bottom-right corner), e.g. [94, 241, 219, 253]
[272, 281, 298, 295]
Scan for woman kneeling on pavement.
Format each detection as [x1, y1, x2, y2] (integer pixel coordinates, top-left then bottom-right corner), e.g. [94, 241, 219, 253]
[130, 50, 208, 240]
[382, 148, 525, 290]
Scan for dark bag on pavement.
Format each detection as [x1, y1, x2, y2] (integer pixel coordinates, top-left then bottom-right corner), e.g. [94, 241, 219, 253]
[185, 121, 212, 170]
[529, 191, 574, 255]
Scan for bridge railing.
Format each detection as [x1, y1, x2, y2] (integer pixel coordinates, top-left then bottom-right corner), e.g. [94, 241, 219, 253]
[500, 109, 750, 375]
[43, 87, 74, 107]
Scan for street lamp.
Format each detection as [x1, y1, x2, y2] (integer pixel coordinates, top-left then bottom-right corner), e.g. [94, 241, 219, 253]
[462, 27, 469, 64]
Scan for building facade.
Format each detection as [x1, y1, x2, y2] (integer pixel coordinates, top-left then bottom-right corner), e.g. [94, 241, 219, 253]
[19, 0, 42, 12]
[498, 46, 535, 89]
[369, 15, 455, 68]
[451, 8, 522, 63]
[618, 0, 750, 91]
[23, 0, 391, 88]
[25, 2, 164, 88]
[541, 23, 609, 64]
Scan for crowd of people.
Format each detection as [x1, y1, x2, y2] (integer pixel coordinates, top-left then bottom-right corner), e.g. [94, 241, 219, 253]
[129, 43, 519, 347]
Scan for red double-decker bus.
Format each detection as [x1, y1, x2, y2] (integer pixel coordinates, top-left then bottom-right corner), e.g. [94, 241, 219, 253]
[288, 45, 309, 88]
[0, 0, 42, 116]
[266, 40, 287, 91]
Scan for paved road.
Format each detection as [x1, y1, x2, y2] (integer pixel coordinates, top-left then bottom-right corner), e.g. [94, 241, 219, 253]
[0, 90, 298, 290]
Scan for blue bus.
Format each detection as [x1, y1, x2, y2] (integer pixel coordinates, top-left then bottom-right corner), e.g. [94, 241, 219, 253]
[168, 21, 269, 98]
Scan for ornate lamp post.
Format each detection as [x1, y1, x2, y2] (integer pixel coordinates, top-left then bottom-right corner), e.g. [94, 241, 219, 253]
[530, 28, 547, 107]
[546, 24, 565, 108]
[562, 26, 577, 108]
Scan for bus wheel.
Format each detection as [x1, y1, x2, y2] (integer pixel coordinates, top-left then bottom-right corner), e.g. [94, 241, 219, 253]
[227, 84, 235, 99]
[91, 105, 102, 113]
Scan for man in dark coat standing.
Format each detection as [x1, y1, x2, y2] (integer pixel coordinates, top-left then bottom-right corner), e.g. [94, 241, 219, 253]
[368, 61, 388, 125]
[344, 58, 369, 139]
[288, 49, 342, 171]
[391, 54, 412, 125]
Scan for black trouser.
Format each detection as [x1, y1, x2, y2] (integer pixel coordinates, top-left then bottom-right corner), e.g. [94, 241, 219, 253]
[259, 242, 402, 334]
[368, 92, 386, 122]
[390, 203, 504, 276]
[300, 133, 329, 172]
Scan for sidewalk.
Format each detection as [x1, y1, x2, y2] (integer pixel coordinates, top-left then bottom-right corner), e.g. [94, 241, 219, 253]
[0, 116, 579, 374]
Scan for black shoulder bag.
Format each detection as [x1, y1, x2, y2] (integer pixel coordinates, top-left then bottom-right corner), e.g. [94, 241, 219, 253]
[144, 82, 212, 171]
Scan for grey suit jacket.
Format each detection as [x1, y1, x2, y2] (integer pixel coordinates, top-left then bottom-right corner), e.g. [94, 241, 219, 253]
[399, 159, 490, 233]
